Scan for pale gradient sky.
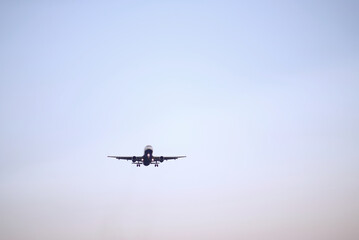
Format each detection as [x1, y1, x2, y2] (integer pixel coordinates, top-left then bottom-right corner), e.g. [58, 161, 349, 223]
[0, 1, 358, 240]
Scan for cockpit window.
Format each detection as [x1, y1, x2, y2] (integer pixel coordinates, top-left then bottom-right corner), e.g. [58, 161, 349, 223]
[144, 145, 153, 151]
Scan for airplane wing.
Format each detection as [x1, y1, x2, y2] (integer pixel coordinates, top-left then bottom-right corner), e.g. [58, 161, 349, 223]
[153, 156, 186, 161]
[107, 156, 141, 160]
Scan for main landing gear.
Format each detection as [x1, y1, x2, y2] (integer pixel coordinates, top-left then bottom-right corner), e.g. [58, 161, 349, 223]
[154, 163, 159, 167]
[136, 164, 141, 167]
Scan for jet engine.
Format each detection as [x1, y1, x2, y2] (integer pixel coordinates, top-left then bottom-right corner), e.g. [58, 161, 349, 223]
[159, 156, 164, 163]
[132, 156, 137, 163]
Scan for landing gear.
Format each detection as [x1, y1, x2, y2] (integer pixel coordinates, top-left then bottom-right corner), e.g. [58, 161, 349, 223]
[136, 164, 140, 167]
[154, 164, 159, 167]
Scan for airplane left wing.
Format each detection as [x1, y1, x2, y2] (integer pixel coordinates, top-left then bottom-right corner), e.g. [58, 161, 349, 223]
[153, 156, 186, 161]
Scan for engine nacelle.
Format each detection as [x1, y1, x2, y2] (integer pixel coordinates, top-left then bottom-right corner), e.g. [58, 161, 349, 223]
[132, 156, 137, 163]
[159, 156, 164, 163]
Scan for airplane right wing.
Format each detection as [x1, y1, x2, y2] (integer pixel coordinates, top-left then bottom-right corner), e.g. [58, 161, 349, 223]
[107, 156, 141, 160]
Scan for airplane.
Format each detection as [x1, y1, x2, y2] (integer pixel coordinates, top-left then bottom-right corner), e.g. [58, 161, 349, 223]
[108, 145, 186, 167]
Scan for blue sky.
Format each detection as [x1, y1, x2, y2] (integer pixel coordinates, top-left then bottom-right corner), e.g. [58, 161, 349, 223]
[1, 1, 358, 239]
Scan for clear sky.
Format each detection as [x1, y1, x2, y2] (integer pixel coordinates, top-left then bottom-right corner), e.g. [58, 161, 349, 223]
[0, 1, 358, 239]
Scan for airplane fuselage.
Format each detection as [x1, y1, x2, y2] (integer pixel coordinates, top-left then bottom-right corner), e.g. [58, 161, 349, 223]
[143, 146, 153, 166]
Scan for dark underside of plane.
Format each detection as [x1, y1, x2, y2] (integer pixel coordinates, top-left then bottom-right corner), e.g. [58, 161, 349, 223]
[108, 145, 186, 167]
